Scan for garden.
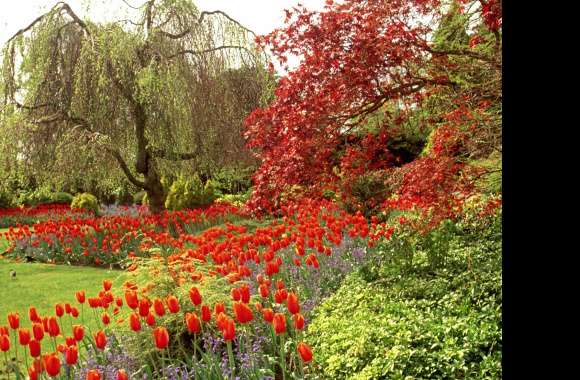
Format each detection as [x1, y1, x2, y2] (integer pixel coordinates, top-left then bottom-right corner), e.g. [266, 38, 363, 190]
[0, 0, 502, 379]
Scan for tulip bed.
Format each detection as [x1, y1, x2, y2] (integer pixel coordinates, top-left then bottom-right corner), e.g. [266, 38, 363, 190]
[0, 197, 501, 379]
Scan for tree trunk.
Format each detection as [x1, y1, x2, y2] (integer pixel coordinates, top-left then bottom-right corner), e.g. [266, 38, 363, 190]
[144, 162, 166, 214]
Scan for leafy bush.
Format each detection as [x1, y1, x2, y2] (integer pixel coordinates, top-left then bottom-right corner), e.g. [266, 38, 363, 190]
[133, 190, 147, 205]
[215, 188, 252, 207]
[306, 213, 502, 380]
[212, 166, 253, 195]
[165, 174, 216, 211]
[0, 189, 12, 208]
[71, 192, 99, 215]
[50, 191, 74, 204]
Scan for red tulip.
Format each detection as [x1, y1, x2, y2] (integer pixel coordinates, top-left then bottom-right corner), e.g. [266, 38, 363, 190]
[55, 304, 64, 318]
[272, 313, 286, 335]
[274, 289, 288, 304]
[276, 280, 285, 290]
[153, 298, 165, 317]
[129, 313, 141, 332]
[115, 297, 123, 307]
[88, 297, 101, 308]
[65, 303, 72, 314]
[167, 295, 180, 314]
[125, 290, 139, 309]
[117, 369, 128, 380]
[185, 312, 201, 334]
[152, 327, 169, 349]
[139, 298, 151, 318]
[71, 307, 79, 318]
[233, 302, 253, 324]
[103, 279, 113, 291]
[76, 291, 86, 304]
[33, 323, 44, 341]
[201, 305, 211, 322]
[101, 312, 111, 325]
[145, 312, 156, 327]
[86, 369, 101, 380]
[8, 312, 19, 329]
[239, 284, 250, 303]
[287, 292, 300, 314]
[43, 353, 61, 377]
[293, 313, 305, 330]
[65, 336, 76, 347]
[231, 288, 241, 301]
[259, 283, 269, 298]
[214, 302, 225, 315]
[73, 325, 84, 341]
[47, 317, 60, 337]
[297, 342, 313, 362]
[29, 307, 40, 323]
[28, 366, 38, 380]
[189, 287, 202, 306]
[18, 328, 31, 345]
[94, 330, 107, 350]
[65, 345, 78, 365]
[222, 318, 235, 341]
[0, 335, 10, 352]
[0, 326, 8, 336]
[262, 308, 274, 323]
[29, 339, 41, 357]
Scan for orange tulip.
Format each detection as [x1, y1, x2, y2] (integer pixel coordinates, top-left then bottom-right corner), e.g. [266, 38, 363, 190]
[274, 289, 288, 304]
[167, 295, 180, 314]
[103, 279, 113, 291]
[117, 369, 128, 380]
[222, 318, 235, 341]
[29, 339, 41, 357]
[259, 284, 269, 298]
[189, 287, 202, 306]
[297, 341, 313, 362]
[18, 328, 31, 345]
[8, 312, 19, 329]
[262, 308, 274, 323]
[185, 312, 201, 334]
[152, 327, 169, 349]
[43, 353, 61, 377]
[125, 290, 139, 309]
[233, 302, 253, 324]
[272, 313, 286, 335]
[293, 313, 305, 330]
[94, 330, 107, 350]
[129, 313, 141, 332]
[287, 292, 300, 314]
[73, 325, 84, 341]
[33, 323, 44, 341]
[101, 312, 111, 325]
[86, 369, 101, 380]
[239, 284, 250, 303]
[153, 298, 165, 317]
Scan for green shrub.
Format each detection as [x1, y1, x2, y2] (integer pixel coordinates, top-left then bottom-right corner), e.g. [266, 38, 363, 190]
[216, 188, 252, 207]
[212, 166, 253, 195]
[50, 191, 73, 204]
[133, 190, 147, 205]
[0, 190, 12, 208]
[307, 214, 502, 380]
[165, 174, 216, 211]
[71, 193, 99, 215]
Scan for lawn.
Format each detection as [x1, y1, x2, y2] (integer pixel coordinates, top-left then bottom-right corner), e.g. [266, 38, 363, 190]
[0, 228, 8, 253]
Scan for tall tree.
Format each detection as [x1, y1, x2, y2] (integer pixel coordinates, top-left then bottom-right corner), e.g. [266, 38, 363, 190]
[245, 0, 502, 217]
[0, 0, 270, 212]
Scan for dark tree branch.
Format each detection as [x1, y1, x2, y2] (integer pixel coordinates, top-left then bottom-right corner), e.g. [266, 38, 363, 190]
[120, 0, 144, 10]
[107, 149, 147, 189]
[148, 147, 199, 161]
[167, 45, 253, 59]
[198, 10, 257, 37]
[158, 28, 190, 39]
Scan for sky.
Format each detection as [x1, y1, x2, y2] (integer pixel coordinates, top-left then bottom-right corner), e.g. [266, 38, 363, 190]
[0, 0, 327, 72]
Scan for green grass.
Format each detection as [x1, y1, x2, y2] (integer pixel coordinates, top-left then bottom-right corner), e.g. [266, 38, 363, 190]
[0, 258, 128, 369]
[0, 228, 9, 253]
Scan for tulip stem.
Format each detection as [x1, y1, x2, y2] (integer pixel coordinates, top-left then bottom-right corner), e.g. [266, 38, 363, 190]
[279, 334, 286, 380]
[12, 334, 18, 374]
[226, 340, 235, 377]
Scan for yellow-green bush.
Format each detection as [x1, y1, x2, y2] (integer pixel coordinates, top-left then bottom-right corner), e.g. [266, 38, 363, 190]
[71, 193, 99, 215]
[164, 174, 216, 211]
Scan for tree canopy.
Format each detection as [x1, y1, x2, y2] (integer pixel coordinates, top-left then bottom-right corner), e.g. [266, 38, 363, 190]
[0, 0, 272, 212]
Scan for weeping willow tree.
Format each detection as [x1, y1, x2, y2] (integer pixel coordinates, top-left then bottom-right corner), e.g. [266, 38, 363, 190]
[0, 0, 272, 212]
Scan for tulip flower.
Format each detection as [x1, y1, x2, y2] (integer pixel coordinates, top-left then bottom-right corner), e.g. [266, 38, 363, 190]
[94, 330, 107, 350]
[287, 292, 300, 314]
[189, 287, 202, 306]
[33, 323, 44, 341]
[18, 328, 31, 345]
[29, 339, 41, 357]
[125, 290, 139, 309]
[73, 325, 84, 341]
[43, 353, 61, 377]
[259, 284, 269, 298]
[152, 326, 169, 349]
[214, 302, 225, 315]
[297, 341, 313, 362]
[76, 290, 86, 304]
[129, 313, 141, 332]
[231, 288, 241, 301]
[47, 316, 60, 337]
[139, 298, 150, 318]
[101, 312, 111, 325]
[0, 335, 10, 352]
[103, 279, 113, 291]
[8, 312, 19, 329]
[201, 305, 211, 322]
[55, 304, 64, 318]
[185, 312, 201, 334]
[167, 295, 180, 313]
[262, 308, 274, 323]
[293, 313, 305, 330]
[272, 313, 286, 335]
[222, 318, 235, 341]
[233, 302, 253, 324]
[153, 298, 166, 317]
[86, 369, 101, 380]
[274, 289, 288, 304]
[65, 345, 78, 365]
[117, 369, 128, 380]
[29, 307, 40, 323]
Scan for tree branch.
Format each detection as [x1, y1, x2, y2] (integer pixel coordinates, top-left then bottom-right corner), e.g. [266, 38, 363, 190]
[157, 28, 190, 39]
[166, 45, 253, 59]
[148, 147, 198, 161]
[107, 149, 147, 189]
[198, 10, 257, 37]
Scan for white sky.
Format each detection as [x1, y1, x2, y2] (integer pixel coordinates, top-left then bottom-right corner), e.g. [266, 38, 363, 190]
[0, 0, 326, 72]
